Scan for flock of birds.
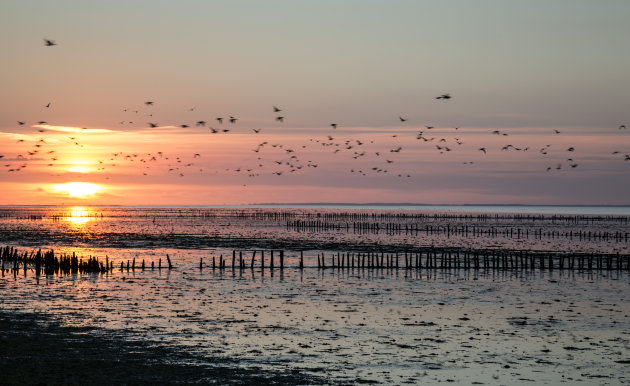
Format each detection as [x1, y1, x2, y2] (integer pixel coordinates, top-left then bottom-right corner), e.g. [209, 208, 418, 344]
[1, 39, 628, 181]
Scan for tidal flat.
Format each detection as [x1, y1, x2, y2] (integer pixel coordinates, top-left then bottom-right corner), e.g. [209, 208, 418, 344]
[0, 206, 629, 384]
[1, 268, 629, 384]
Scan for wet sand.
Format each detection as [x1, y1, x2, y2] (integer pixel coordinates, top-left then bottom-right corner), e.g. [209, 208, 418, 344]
[1, 269, 629, 385]
[0, 310, 324, 385]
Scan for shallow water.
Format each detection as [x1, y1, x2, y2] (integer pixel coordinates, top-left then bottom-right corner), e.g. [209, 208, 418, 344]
[1, 206, 629, 384]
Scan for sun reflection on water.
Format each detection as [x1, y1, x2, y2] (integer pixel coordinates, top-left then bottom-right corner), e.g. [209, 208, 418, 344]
[66, 207, 93, 226]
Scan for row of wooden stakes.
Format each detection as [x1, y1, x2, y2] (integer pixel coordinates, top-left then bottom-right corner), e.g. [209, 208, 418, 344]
[2, 246, 630, 276]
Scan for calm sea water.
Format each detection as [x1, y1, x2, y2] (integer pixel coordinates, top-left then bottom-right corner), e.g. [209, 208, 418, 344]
[1, 205, 629, 384]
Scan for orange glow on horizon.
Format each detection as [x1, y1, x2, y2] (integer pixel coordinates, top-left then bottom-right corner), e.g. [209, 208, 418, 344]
[51, 182, 104, 198]
[68, 165, 93, 173]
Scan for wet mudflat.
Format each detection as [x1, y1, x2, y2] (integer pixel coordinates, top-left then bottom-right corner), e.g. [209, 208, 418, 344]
[0, 310, 324, 385]
[0, 206, 629, 384]
[1, 268, 629, 385]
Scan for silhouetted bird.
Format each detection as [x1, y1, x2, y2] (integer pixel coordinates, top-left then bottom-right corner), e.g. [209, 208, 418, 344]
[45, 102, 51, 108]
[399, 116, 407, 122]
[17, 121, 25, 125]
[620, 125, 627, 130]
[145, 101, 154, 106]
[253, 129, 261, 133]
[196, 121, 206, 127]
[330, 123, 337, 129]
[229, 116, 237, 123]
[554, 129, 561, 134]
[478, 147, 486, 154]
[216, 117, 223, 124]
[567, 147, 575, 152]
[435, 93, 451, 100]
[148, 123, 158, 128]
[273, 106, 282, 112]
[276, 116, 284, 122]
[44, 39, 56, 46]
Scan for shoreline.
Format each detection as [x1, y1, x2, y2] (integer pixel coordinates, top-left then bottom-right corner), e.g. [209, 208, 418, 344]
[0, 310, 325, 385]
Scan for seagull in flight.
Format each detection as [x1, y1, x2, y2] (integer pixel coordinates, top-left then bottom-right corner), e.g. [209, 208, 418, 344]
[478, 147, 487, 154]
[435, 93, 451, 100]
[44, 39, 57, 46]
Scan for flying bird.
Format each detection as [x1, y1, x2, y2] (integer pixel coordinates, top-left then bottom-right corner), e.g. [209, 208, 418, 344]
[45, 102, 51, 108]
[478, 147, 487, 154]
[620, 125, 627, 130]
[17, 121, 25, 125]
[275, 116, 284, 122]
[229, 116, 237, 123]
[148, 123, 159, 128]
[273, 106, 282, 112]
[145, 101, 154, 106]
[216, 117, 223, 124]
[435, 93, 451, 100]
[330, 123, 337, 129]
[399, 116, 407, 122]
[43, 39, 57, 46]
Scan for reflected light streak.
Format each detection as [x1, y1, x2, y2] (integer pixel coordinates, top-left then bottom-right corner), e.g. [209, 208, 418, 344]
[66, 207, 92, 225]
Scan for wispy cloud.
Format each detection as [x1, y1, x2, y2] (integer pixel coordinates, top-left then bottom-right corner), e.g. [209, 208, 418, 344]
[33, 125, 118, 134]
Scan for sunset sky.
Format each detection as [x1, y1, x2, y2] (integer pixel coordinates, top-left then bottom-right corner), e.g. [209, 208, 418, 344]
[1, 0, 629, 205]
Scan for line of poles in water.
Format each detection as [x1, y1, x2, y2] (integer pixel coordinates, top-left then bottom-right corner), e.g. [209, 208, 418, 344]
[2, 245, 630, 277]
[287, 221, 630, 242]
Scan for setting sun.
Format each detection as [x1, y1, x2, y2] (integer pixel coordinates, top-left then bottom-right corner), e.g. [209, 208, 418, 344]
[51, 182, 103, 198]
[68, 165, 93, 173]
